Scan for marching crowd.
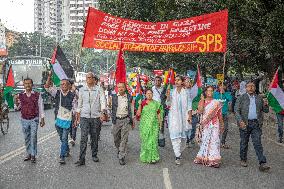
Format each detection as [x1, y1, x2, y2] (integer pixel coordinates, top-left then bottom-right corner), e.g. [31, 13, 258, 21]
[14, 71, 284, 173]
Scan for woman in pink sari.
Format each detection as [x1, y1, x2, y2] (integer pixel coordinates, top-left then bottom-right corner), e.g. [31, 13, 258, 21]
[194, 86, 224, 168]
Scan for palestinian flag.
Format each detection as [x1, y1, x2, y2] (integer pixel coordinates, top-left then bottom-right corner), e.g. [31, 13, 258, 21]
[191, 65, 202, 111]
[267, 68, 284, 114]
[3, 66, 15, 109]
[50, 45, 74, 86]
[135, 74, 143, 110]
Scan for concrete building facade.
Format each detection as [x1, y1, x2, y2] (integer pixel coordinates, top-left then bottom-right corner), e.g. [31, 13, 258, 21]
[34, 0, 99, 41]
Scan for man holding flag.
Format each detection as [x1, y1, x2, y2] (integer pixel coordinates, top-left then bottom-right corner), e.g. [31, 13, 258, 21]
[110, 44, 134, 165]
[267, 68, 284, 143]
[45, 73, 76, 165]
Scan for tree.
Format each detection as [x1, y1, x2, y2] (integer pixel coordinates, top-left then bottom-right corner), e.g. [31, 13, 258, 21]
[8, 32, 56, 58]
[99, 0, 284, 78]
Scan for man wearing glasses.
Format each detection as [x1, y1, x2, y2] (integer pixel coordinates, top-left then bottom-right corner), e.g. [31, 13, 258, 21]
[74, 72, 107, 166]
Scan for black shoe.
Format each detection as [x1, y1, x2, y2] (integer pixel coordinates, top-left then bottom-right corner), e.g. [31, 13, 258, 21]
[119, 158, 126, 165]
[31, 156, 36, 163]
[75, 160, 85, 166]
[240, 160, 248, 167]
[259, 163, 270, 172]
[24, 155, 31, 161]
[59, 158, 66, 165]
[278, 138, 283, 143]
[92, 156, 99, 162]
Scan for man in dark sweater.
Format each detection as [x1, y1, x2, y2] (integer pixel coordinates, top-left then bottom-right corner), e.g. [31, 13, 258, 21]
[15, 78, 45, 163]
[111, 82, 133, 165]
[45, 74, 76, 164]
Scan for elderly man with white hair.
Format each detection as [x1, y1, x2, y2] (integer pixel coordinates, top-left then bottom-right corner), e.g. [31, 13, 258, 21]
[74, 72, 107, 166]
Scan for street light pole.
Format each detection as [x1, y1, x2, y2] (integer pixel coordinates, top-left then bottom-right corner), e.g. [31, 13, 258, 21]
[39, 33, 42, 57]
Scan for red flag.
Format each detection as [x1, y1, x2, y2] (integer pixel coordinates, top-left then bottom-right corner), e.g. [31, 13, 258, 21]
[6, 66, 15, 87]
[115, 46, 126, 84]
[196, 65, 202, 87]
[169, 68, 175, 86]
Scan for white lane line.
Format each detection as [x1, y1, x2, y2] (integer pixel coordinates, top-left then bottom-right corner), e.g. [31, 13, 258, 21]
[163, 168, 172, 189]
[231, 123, 283, 147]
[0, 131, 57, 165]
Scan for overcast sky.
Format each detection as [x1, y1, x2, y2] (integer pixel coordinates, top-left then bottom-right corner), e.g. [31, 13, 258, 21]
[0, 0, 34, 32]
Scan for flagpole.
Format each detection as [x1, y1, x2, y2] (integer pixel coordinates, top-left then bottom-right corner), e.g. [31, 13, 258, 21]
[220, 52, 227, 99]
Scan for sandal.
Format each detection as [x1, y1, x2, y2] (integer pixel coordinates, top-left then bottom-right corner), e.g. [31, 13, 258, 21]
[221, 144, 230, 149]
[212, 164, 220, 168]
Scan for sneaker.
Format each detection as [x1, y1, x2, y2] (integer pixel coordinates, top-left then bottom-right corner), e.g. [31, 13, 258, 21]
[119, 158, 126, 165]
[24, 155, 31, 161]
[259, 163, 270, 172]
[69, 139, 75, 146]
[186, 142, 190, 148]
[188, 140, 195, 148]
[240, 160, 248, 167]
[221, 144, 230, 149]
[278, 138, 283, 143]
[65, 152, 71, 157]
[74, 160, 85, 166]
[175, 157, 181, 165]
[59, 158, 66, 164]
[31, 156, 36, 163]
[92, 156, 99, 162]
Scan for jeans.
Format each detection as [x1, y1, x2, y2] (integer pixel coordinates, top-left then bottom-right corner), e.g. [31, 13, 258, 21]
[276, 113, 284, 139]
[221, 114, 229, 144]
[79, 117, 101, 161]
[21, 117, 39, 156]
[239, 120, 267, 164]
[55, 125, 70, 158]
[188, 115, 199, 142]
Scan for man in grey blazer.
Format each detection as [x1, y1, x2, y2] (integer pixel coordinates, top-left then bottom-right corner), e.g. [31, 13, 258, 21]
[235, 81, 270, 172]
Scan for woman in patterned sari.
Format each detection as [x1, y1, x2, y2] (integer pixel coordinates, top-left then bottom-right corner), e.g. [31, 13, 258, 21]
[137, 89, 163, 163]
[194, 86, 224, 168]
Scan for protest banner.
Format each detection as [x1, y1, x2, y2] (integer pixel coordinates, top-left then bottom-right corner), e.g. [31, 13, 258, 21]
[206, 77, 218, 86]
[153, 70, 164, 76]
[82, 8, 228, 53]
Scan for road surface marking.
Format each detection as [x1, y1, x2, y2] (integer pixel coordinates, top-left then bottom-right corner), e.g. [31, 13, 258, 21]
[0, 131, 57, 165]
[163, 168, 172, 189]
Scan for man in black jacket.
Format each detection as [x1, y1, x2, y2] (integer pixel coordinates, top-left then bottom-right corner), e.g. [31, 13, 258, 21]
[235, 81, 270, 172]
[111, 82, 133, 165]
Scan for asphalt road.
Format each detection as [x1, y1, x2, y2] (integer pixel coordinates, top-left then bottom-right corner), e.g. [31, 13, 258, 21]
[0, 110, 283, 189]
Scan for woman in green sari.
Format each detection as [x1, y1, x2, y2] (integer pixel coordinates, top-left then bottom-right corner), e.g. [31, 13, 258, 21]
[137, 89, 163, 163]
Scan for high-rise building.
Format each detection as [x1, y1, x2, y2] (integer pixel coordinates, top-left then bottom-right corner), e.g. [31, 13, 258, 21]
[63, 0, 99, 38]
[34, 0, 61, 40]
[34, 0, 99, 41]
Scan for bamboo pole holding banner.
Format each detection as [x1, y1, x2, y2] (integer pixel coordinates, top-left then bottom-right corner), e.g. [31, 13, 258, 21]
[220, 52, 227, 100]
